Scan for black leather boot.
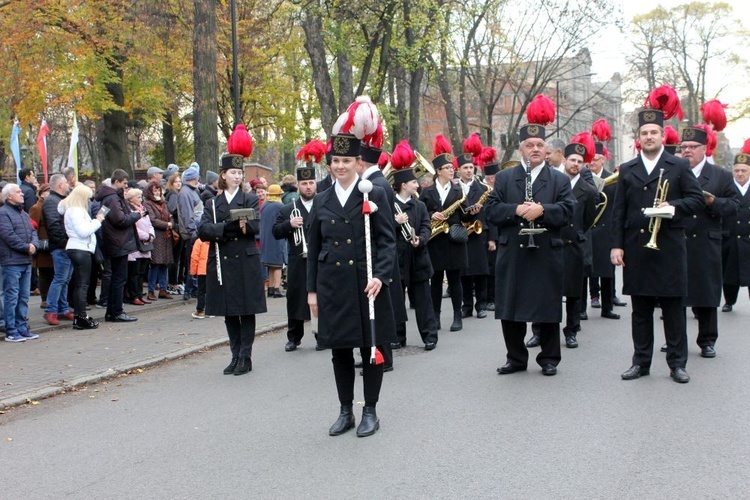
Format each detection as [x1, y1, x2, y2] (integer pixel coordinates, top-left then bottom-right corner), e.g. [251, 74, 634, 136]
[233, 357, 252, 375]
[329, 405, 355, 436]
[223, 357, 239, 375]
[356, 406, 380, 437]
[450, 311, 463, 331]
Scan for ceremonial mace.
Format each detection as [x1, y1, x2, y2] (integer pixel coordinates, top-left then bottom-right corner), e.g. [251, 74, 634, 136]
[358, 179, 384, 366]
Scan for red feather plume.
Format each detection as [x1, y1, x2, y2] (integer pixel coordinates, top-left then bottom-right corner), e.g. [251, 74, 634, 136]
[462, 133, 483, 157]
[476, 147, 496, 168]
[695, 124, 717, 157]
[227, 124, 253, 158]
[433, 134, 453, 157]
[663, 125, 680, 145]
[342, 96, 379, 140]
[378, 151, 390, 170]
[634, 138, 642, 153]
[296, 139, 326, 163]
[644, 85, 684, 121]
[363, 121, 384, 149]
[591, 119, 612, 142]
[526, 94, 556, 126]
[742, 139, 750, 155]
[701, 99, 728, 132]
[390, 140, 416, 171]
[570, 132, 596, 164]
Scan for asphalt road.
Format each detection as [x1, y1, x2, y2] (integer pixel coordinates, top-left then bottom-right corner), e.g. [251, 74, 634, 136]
[2, 294, 750, 499]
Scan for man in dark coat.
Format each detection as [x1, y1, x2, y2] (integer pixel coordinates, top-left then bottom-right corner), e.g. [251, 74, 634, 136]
[19, 168, 38, 214]
[587, 143, 621, 320]
[307, 132, 396, 438]
[273, 165, 317, 352]
[42, 174, 72, 325]
[722, 155, 750, 311]
[611, 109, 704, 383]
[457, 155, 490, 320]
[485, 122, 576, 376]
[95, 169, 142, 322]
[676, 127, 739, 358]
[559, 142, 597, 348]
[422, 151, 471, 332]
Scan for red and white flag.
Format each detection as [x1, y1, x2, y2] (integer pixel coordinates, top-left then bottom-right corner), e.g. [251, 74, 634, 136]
[36, 119, 50, 182]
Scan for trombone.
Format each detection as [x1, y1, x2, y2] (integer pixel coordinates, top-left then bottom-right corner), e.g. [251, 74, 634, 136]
[383, 150, 436, 183]
[291, 199, 308, 258]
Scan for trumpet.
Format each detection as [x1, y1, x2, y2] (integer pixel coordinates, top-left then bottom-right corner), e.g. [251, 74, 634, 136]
[643, 168, 669, 250]
[394, 203, 418, 243]
[291, 199, 308, 258]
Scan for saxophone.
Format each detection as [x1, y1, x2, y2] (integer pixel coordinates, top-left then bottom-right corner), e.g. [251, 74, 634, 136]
[429, 192, 467, 240]
[463, 182, 493, 235]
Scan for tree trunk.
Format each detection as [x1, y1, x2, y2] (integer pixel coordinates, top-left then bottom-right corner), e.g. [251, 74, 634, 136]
[192, 0, 219, 173]
[408, 67, 424, 151]
[162, 111, 175, 168]
[337, 51, 353, 113]
[302, 12, 336, 134]
[97, 66, 130, 177]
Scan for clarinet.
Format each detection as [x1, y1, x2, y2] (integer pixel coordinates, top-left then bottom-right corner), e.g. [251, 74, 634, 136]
[517, 158, 546, 248]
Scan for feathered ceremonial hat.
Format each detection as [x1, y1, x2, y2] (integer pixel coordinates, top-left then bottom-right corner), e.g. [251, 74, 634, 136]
[566, 132, 595, 164]
[431, 134, 455, 170]
[221, 124, 253, 171]
[639, 85, 683, 128]
[520, 95, 555, 141]
[391, 140, 417, 185]
[457, 133, 482, 167]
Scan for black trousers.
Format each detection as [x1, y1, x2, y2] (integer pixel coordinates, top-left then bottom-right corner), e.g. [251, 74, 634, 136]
[196, 275, 207, 312]
[331, 347, 384, 407]
[67, 249, 92, 316]
[87, 253, 99, 305]
[98, 257, 111, 306]
[584, 276, 614, 312]
[631, 296, 687, 369]
[225, 314, 256, 359]
[287, 318, 305, 344]
[723, 284, 750, 306]
[127, 258, 149, 300]
[106, 255, 128, 317]
[461, 275, 488, 313]
[431, 269, 462, 314]
[690, 306, 718, 347]
[487, 249, 497, 303]
[396, 279, 437, 345]
[563, 297, 580, 337]
[501, 320, 561, 368]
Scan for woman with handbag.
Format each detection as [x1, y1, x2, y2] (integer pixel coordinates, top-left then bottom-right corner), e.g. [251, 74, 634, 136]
[125, 189, 155, 305]
[198, 142, 267, 377]
[143, 181, 175, 300]
[60, 184, 104, 329]
[422, 139, 470, 332]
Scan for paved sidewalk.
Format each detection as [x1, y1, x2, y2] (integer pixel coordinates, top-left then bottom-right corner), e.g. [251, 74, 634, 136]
[0, 291, 290, 409]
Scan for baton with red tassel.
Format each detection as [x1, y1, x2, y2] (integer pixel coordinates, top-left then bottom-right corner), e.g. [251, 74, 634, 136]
[358, 179, 384, 365]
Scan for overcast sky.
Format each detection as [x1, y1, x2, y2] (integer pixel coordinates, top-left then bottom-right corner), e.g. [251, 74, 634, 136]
[589, 0, 748, 146]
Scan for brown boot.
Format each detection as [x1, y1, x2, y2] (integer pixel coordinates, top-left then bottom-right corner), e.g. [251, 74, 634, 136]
[147, 291, 157, 301]
[158, 290, 173, 299]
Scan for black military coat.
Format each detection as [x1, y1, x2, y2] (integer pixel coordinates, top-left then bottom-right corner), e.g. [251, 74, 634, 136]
[683, 162, 739, 307]
[591, 169, 617, 278]
[485, 164, 576, 322]
[272, 198, 314, 321]
[394, 197, 433, 285]
[366, 169, 408, 325]
[306, 180, 397, 348]
[611, 151, 704, 297]
[422, 180, 470, 272]
[198, 190, 268, 317]
[461, 180, 490, 276]
[722, 184, 750, 286]
[561, 177, 598, 297]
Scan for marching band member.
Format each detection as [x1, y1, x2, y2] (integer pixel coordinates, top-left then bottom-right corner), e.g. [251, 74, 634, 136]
[611, 86, 703, 384]
[198, 125, 267, 376]
[485, 95, 575, 376]
[391, 140, 438, 350]
[722, 149, 750, 311]
[272, 141, 323, 352]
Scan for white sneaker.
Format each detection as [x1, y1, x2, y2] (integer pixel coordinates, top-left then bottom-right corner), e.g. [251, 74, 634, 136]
[191, 311, 205, 319]
[5, 334, 26, 342]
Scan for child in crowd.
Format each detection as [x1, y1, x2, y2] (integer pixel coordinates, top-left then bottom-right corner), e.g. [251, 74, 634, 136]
[190, 237, 209, 319]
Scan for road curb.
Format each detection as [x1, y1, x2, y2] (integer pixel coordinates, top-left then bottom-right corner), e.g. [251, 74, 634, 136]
[0, 320, 288, 410]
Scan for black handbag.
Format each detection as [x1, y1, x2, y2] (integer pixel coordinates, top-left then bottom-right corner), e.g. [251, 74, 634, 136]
[133, 226, 154, 252]
[448, 224, 468, 243]
[36, 239, 50, 252]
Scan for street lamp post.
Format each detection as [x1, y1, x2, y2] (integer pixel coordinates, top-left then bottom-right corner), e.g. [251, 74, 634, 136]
[555, 72, 596, 138]
[230, 0, 240, 127]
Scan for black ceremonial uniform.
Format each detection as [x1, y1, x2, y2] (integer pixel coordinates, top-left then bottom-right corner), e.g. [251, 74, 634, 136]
[306, 181, 397, 349]
[485, 163, 575, 369]
[561, 176, 597, 338]
[722, 183, 750, 305]
[683, 161, 738, 348]
[273, 198, 314, 346]
[199, 189, 267, 360]
[612, 151, 703, 370]
[460, 180, 490, 316]
[394, 196, 438, 346]
[317, 174, 334, 193]
[589, 169, 618, 313]
[422, 180, 470, 321]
